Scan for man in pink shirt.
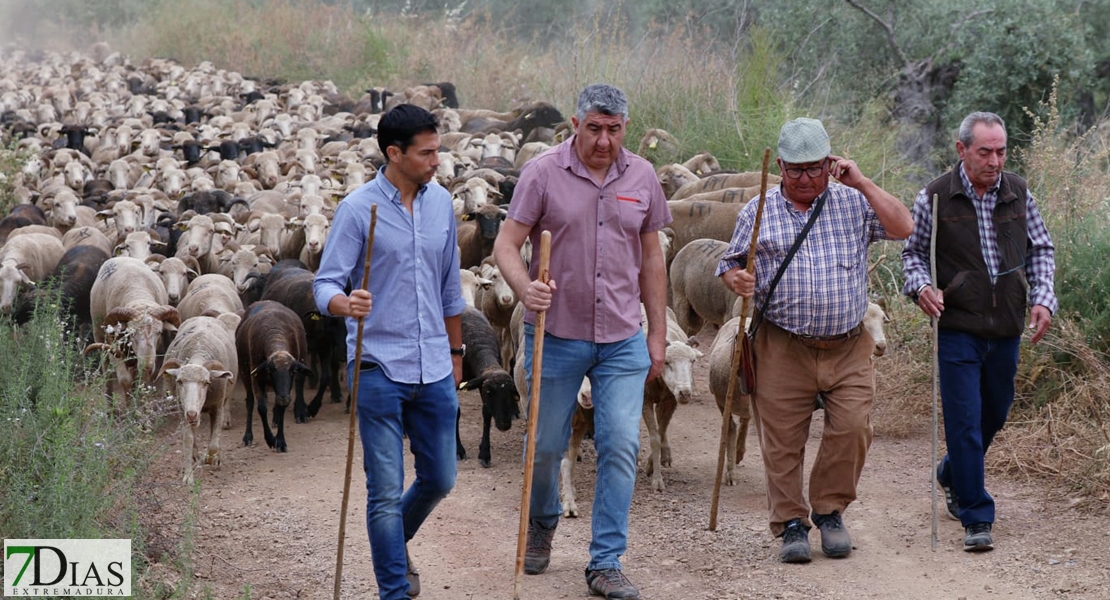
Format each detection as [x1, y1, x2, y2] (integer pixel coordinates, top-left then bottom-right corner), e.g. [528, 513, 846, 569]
[494, 83, 671, 600]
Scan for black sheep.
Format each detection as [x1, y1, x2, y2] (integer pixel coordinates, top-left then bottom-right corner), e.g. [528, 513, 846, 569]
[236, 300, 312, 452]
[458, 306, 520, 467]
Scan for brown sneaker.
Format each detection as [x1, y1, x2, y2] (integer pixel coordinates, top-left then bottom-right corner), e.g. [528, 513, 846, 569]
[405, 545, 420, 597]
[585, 568, 640, 599]
[523, 520, 556, 575]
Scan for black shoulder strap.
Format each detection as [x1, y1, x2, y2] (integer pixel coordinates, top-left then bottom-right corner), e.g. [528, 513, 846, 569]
[749, 191, 828, 336]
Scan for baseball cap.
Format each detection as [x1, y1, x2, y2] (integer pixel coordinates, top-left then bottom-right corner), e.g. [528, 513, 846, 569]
[778, 118, 831, 164]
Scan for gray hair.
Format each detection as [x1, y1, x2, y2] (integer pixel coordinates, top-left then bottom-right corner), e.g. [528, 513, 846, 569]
[958, 112, 1006, 146]
[575, 84, 628, 121]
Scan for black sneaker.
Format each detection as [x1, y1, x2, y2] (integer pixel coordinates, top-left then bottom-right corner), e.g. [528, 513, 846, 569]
[936, 462, 961, 521]
[779, 518, 812, 564]
[585, 568, 640, 599]
[405, 545, 420, 597]
[811, 510, 852, 558]
[964, 522, 994, 552]
[523, 519, 556, 575]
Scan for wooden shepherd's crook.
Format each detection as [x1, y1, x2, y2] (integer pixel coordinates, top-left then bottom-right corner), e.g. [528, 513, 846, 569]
[709, 147, 771, 531]
[333, 203, 377, 600]
[929, 193, 940, 551]
[514, 230, 552, 600]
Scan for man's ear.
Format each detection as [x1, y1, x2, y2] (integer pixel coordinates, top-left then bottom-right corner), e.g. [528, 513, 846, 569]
[385, 144, 401, 162]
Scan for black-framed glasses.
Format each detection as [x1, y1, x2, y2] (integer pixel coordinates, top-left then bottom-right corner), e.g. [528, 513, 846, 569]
[782, 164, 826, 179]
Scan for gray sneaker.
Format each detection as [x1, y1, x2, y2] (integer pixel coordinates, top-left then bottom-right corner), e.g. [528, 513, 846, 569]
[585, 568, 640, 599]
[812, 510, 852, 558]
[405, 545, 420, 597]
[964, 522, 994, 552]
[779, 518, 812, 564]
[524, 519, 556, 574]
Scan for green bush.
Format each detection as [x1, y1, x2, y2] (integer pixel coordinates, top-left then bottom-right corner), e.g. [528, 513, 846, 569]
[0, 293, 168, 592]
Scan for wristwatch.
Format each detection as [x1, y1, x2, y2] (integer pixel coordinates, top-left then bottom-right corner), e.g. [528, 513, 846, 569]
[450, 345, 466, 357]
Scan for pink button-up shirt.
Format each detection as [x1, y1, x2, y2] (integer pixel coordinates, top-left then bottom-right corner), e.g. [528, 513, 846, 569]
[507, 136, 671, 343]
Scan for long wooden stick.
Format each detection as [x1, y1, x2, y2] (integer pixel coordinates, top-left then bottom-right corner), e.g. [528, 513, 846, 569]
[514, 230, 552, 600]
[334, 203, 378, 600]
[929, 193, 940, 551]
[709, 148, 771, 531]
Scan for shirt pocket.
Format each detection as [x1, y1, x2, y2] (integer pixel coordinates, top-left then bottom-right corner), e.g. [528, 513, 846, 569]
[615, 189, 648, 233]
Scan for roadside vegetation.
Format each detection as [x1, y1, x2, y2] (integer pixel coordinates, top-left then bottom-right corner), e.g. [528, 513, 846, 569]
[1, 1, 1108, 594]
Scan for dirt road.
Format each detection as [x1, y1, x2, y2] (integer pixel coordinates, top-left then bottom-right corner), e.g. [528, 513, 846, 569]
[141, 344, 1109, 600]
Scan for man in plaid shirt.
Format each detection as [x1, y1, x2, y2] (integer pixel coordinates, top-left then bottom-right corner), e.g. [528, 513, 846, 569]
[902, 111, 1057, 553]
[718, 118, 912, 563]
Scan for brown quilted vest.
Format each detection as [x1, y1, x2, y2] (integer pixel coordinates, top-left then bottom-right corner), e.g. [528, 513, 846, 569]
[925, 163, 1029, 338]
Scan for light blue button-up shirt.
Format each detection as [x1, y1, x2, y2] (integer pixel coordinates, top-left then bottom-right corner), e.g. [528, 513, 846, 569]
[313, 168, 466, 384]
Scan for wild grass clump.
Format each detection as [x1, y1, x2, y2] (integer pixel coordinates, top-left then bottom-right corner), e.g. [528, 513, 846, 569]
[0, 287, 195, 597]
[0, 290, 163, 540]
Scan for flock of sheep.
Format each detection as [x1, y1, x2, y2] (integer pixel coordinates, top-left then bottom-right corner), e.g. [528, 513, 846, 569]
[0, 43, 887, 491]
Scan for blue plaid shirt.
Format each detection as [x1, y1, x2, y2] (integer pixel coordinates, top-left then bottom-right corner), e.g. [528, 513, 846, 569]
[901, 164, 1058, 314]
[717, 183, 889, 337]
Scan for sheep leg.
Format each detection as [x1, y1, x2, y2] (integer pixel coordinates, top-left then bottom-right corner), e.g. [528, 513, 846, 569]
[294, 389, 309, 424]
[454, 407, 467, 460]
[724, 416, 737, 486]
[734, 410, 751, 464]
[327, 352, 342, 404]
[657, 395, 678, 469]
[242, 377, 256, 447]
[641, 397, 664, 492]
[272, 402, 288, 453]
[182, 422, 197, 484]
[207, 394, 226, 468]
[308, 384, 326, 419]
[478, 406, 493, 468]
[560, 406, 590, 518]
[257, 388, 276, 450]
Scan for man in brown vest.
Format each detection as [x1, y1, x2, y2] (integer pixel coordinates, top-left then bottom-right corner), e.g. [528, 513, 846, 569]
[901, 111, 1057, 552]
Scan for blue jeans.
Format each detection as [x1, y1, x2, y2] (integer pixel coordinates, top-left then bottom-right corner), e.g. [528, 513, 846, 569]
[522, 324, 650, 572]
[936, 329, 1020, 527]
[350, 362, 458, 600]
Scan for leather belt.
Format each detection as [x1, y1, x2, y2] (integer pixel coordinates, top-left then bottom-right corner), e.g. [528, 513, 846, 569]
[788, 323, 862, 350]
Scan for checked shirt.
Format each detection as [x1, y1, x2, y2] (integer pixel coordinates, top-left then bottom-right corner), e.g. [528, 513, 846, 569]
[717, 183, 889, 338]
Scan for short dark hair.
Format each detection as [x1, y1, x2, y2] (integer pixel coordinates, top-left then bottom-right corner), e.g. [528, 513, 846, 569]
[377, 104, 439, 160]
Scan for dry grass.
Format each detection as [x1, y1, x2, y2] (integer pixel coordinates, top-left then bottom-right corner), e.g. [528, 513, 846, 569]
[989, 320, 1110, 511]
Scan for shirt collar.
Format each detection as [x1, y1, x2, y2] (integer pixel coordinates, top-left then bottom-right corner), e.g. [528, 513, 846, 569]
[374, 164, 427, 203]
[556, 134, 630, 180]
[958, 161, 1000, 199]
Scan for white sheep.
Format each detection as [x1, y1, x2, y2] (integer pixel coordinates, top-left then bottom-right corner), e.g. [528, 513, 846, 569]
[85, 256, 181, 397]
[159, 314, 239, 483]
[0, 232, 66, 315]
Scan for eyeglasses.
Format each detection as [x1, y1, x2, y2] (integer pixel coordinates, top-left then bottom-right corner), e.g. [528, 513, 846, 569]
[782, 164, 826, 179]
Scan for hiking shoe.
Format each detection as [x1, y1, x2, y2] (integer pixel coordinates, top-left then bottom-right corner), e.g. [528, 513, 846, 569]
[585, 568, 640, 599]
[405, 545, 420, 597]
[936, 462, 961, 521]
[811, 510, 852, 558]
[523, 519, 556, 575]
[779, 518, 812, 564]
[964, 522, 994, 552]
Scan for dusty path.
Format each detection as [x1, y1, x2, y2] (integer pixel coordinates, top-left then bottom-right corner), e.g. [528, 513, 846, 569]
[142, 344, 1109, 600]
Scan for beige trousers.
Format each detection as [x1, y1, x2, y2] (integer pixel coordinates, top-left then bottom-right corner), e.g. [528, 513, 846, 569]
[750, 320, 875, 536]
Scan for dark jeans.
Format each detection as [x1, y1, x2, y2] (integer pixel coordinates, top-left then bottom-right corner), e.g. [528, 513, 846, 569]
[349, 362, 458, 600]
[936, 328, 1020, 526]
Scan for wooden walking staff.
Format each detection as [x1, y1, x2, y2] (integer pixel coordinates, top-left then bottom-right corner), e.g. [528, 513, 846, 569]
[333, 203, 378, 600]
[709, 148, 771, 531]
[929, 193, 940, 551]
[514, 230, 552, 600]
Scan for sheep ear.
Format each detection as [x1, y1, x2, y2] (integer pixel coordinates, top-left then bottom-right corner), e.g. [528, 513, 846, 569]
[458, 377, 483, 391]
